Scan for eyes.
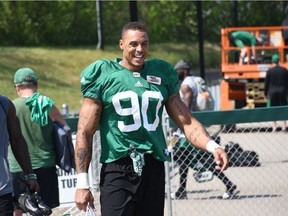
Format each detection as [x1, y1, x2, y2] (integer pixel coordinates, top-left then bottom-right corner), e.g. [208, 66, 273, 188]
[129, 41, 149, 48]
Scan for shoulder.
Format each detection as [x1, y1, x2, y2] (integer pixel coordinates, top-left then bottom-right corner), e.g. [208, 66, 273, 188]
[0, 95, 9, 103]
[280, 65, 288, 71]
[80, 58, 120, 82]
[12, 97, 24, 104]
[0, 95, 10, 112]
[183, 76, 194, 82]
[82, 59, 116, 73]
[144, 58, 176, 79]
[145, 58, 174, 69]
[182, 76, 195, 86]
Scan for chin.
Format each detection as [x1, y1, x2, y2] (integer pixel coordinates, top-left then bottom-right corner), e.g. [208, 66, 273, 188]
[132, 61, 143, 67]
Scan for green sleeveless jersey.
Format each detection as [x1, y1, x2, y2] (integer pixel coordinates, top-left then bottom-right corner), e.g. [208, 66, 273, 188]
[80, 58, 179, 163]
[8, 97, 56, 172]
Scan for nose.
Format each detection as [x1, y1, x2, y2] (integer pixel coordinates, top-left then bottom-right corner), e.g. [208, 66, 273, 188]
[136, 44, 143, 52]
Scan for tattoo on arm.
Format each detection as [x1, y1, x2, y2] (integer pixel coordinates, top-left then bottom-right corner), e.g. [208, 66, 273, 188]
[75, 98, 102, 173]
[188, 125, 210, 143]
[167, 94, 210, 144]
[77, 148, 91, 172]
[170, 94, 192, 122]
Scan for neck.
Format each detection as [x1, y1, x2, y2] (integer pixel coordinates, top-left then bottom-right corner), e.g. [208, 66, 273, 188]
[119, 60, 143, 72]
[18, 89, 36, 98]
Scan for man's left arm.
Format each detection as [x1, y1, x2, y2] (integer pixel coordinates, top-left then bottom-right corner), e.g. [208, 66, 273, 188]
[165, 93, 228, 171]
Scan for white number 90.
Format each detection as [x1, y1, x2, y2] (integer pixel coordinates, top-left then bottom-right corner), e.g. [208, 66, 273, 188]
[112, 90, 163, 132]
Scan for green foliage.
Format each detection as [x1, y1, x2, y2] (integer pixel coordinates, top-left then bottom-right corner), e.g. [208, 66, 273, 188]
[140, 1, 197, 43]
[237, 1, 288, 27]
[0, 1, 287, 46]
[0, 1, 98, 46]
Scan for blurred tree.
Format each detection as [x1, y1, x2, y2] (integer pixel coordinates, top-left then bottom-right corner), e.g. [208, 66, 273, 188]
[0, 1, 287, 46]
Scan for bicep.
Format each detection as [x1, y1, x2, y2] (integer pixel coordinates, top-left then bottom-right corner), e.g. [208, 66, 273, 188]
[165, 93, 211, 149]
[165, 93, 193, 131]
[77, 98, 102, 141]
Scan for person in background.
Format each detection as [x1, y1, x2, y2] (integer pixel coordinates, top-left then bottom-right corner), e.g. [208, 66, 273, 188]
[175, 59, 198, 111]
[229, 31, 265, 65]
[264, 54, 288, 132]
[74, 21, 229, 216]
[170, 132, 237, 200]
[171, 60, 236, 200]
[0, 95, 39, 216]
[8, 68, 69, 216]
[175, 59, 214, 112]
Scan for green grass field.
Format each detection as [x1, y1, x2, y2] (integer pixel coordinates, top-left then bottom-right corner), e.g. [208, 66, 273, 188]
[0, 43, 220, 112]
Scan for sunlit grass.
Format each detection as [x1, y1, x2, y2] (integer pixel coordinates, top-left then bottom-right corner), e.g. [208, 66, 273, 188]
[0, 43, 220, 111]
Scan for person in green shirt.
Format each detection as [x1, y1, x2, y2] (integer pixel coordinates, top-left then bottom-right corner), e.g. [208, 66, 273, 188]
[229, 31, 265, 65]
[74, 21, 229, 216]
[9, 68, 69, 216]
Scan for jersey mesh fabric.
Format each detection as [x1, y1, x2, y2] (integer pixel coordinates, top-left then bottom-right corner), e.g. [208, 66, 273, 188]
[80, 58, 179, 163]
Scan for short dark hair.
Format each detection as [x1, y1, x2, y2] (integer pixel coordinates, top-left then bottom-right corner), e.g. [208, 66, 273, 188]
[16, 82, 37, 90]
[121, 22, 147, 38]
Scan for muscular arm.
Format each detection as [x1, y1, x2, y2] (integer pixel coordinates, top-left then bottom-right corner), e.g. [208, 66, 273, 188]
[180, 84, 194, 110]
[7, 100, 34, 175]
[75, 98, 102, 174]
[75, 98, 101, 211]
[165, 93, 210, 151]
[49, 105, 68, 125]
[165, 93, 228, 171]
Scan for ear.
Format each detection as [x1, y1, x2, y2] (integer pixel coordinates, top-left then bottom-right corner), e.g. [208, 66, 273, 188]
[119, 39, 123, 50]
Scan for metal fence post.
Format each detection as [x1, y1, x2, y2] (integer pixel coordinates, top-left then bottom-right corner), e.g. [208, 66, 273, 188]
[62, 103, 69, 118]
[165, 161, 173, 216]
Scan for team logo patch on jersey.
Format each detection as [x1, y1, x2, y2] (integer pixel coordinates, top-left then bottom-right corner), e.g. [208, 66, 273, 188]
[146, 75, 161, 85]
[133, 72, 140, 77]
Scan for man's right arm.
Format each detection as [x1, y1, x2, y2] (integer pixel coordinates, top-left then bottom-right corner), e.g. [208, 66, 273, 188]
[75, 97, 102, 211]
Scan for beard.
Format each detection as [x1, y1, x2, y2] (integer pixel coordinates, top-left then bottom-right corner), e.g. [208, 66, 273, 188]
[178, 72, 184, 82]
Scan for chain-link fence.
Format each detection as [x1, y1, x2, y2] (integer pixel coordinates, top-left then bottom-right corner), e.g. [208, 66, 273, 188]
[63, 106, 288, 216]
[166, 123, 287, 216]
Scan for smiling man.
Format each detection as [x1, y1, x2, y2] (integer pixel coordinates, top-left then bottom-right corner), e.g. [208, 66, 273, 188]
[74, 22, 229, 216]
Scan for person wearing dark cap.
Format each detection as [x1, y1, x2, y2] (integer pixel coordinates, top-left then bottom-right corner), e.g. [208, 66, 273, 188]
[175, 60, 198, 111]
[171, 60, 236, 200]
[229, 31, 265, 65]
[8, 68, 70, 215]
[264, 54, 288, 131]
